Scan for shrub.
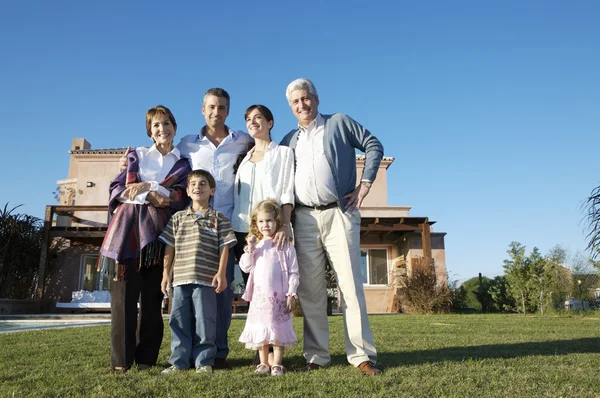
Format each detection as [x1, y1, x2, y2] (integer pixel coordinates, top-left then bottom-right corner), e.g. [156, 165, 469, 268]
[395, 257, 453, 314]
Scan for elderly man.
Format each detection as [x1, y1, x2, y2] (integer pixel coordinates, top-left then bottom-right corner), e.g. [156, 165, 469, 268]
[280, 78, 384, 375]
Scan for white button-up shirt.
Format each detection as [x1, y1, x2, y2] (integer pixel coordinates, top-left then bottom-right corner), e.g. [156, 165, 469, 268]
[178, 128, 253, 220]
[118, 144, 180, 205]
[294, 114, 338, 206]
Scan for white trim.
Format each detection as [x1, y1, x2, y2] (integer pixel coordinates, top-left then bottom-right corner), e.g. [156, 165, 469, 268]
[360, 246, 392, 286]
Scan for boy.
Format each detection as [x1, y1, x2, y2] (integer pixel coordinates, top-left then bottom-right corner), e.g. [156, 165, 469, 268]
[159, 169, 237, 374]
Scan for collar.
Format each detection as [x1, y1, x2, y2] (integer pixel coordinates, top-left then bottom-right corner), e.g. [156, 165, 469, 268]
[248, 140, 277, 156]
[185, 205, 214, 219]
[148, 143, 181, 158]
[298, 113, 323, 134]
[198, 126, 237, 141]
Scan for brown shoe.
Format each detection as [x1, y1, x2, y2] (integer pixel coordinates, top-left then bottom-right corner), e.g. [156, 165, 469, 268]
[357, 361, 382, 375]
[299, 363, 322, 372]
[137, 364, 152, 371]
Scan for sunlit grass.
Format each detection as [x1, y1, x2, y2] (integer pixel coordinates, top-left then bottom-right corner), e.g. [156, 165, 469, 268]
[1, 314, 600, 397]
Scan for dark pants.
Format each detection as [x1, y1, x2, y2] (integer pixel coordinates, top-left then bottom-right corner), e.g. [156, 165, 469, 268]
[234, 232, 249, 285]
[215, 247, 236, 360]
[110, 261, 164, 368]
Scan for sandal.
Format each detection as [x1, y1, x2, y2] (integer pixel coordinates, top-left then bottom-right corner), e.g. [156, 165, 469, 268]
[254, 363, 270, 375]
[271, 365, 284, 376]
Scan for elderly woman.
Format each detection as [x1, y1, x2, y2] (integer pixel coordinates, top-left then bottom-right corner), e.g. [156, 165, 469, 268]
[99, 105, 191, 372]
[231, 104, 295, 283]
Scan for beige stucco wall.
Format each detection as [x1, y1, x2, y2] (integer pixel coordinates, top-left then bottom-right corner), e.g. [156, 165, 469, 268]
[356, 157, 393, 207]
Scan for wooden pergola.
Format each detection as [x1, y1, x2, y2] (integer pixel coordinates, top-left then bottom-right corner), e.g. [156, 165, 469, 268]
[360, 216, 436, 258]
[36, 205, 108, 310]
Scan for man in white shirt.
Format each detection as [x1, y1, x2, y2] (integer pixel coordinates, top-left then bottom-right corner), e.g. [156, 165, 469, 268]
[120, 90, 253, 369]
[178, 88, 253, 369]
[280, 78, 384, 376]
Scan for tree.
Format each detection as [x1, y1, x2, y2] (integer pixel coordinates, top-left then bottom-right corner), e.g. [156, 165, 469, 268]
[503, 242, 530, 313]
[0, 203, 44, 299]
[488, 275, 515, 312]
[460, 276, 494, 312]
[527, 247, 556, 316]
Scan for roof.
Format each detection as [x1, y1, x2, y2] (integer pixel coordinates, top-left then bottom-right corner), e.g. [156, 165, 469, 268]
[69, 148, 127, 155]
[69, 147, 393, 160]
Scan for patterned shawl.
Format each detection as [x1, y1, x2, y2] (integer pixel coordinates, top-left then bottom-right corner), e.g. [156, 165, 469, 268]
[100, 148, 191, 263]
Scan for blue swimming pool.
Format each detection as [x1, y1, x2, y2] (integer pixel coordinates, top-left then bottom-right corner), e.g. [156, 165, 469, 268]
[0, 319, 110, 333]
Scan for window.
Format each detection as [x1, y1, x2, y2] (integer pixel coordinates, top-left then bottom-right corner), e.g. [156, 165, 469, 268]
[79, 254, 109, 291]
[360, 248, 389, 285]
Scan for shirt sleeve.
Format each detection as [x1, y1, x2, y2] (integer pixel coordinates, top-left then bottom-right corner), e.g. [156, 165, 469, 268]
[239, 249, 256, 273]
[217, 214, 237, 249]
[286, 246, 300, 297]
[343, 114, 384, 183]
[158, 216, 176, 247]
[279, 147, 295, 206]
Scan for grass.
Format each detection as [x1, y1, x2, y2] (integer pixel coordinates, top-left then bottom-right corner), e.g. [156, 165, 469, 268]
[2, 313, 600, 397]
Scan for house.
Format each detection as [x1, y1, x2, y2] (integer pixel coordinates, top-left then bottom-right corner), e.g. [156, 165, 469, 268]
[38, 138, 447, 313]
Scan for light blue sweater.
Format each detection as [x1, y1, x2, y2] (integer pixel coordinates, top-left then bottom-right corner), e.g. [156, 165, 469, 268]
[280, 113, 384, 211]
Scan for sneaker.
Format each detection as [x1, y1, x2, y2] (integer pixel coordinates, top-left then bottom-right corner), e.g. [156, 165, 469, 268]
[254, 364, 270, 375]
[196, 365, 213, 374]
[161, 365, 181, 375]
[271, 365, 284, 376]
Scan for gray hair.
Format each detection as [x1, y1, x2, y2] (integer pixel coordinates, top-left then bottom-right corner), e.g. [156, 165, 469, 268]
[285, 78, 318, 103]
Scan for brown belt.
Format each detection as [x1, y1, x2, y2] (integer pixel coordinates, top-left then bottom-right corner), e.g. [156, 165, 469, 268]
[295, 202, 338, 211]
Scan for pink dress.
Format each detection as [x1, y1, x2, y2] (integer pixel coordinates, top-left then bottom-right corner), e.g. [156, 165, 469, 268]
[238, 239, 299, 349]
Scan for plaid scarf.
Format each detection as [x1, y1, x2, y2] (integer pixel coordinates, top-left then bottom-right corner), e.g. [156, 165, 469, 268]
[99, 148, 191, 264]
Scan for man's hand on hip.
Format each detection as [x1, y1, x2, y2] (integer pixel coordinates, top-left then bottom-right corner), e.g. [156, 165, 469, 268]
[343, 183, 370, 211]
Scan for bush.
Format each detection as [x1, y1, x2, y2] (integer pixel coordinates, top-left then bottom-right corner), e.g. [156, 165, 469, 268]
[395, 257, 453, 314]
[0, 203, 44, 299]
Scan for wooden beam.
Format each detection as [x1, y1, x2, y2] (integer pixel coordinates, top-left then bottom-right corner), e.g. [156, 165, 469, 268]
[36, 205, 53, 312]
[420, 219, 432, 259]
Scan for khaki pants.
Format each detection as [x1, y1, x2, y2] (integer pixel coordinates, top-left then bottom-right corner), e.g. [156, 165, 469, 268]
[294, 206, 377, 367]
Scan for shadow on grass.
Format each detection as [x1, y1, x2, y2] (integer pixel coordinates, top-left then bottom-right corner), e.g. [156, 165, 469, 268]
[378, 337, 600, 368]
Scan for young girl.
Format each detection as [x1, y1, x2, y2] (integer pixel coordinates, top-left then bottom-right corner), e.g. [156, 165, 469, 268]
[238, 199, 299, 376]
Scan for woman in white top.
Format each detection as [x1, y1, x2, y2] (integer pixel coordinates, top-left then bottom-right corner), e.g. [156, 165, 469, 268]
[100, 105, 191, 372]
[232, 105, 295, 283]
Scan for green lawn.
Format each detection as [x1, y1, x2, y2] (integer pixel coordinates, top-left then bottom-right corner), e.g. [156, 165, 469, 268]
[1, 314, 600, 397]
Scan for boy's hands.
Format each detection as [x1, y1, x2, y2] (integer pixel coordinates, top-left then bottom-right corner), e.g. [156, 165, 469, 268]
[285, 296, 296, 313]
[213, 272, 227, 294]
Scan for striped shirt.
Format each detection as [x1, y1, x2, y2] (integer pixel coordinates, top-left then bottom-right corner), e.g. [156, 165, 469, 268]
[159, 206, 236, 287]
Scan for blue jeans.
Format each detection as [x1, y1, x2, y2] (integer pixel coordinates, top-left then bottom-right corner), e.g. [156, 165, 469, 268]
[215, 247, 235, 359]
[168, 284, 217, 369]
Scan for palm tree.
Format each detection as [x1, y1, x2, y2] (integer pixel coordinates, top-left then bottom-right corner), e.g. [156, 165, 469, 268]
[0, 203, 43, 299]
[583, 186, 600, 259]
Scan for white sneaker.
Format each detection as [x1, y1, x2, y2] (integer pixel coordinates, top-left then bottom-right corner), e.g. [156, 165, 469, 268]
[161, 365, 181, 375]
[271, 365, 284, 376]
[196, 365, 213, 374]
[254, 364, 270, 375]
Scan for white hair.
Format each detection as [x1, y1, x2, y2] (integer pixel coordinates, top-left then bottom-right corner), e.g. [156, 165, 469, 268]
[285, 78, 319, 103]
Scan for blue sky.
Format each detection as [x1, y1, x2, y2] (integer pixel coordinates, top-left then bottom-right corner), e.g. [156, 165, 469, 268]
[1, 1, 599, 282]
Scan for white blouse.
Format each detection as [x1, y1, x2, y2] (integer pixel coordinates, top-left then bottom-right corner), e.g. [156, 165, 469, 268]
[118, 145, 180, 205]
[232, 142, 295, 232]
[231, 160, 266, 232]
